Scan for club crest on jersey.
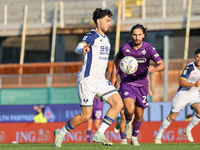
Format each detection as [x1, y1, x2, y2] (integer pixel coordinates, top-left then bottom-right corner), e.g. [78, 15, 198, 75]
[142, 50, 146, 55]
[83, 99, 88, 103]
[124, 91, 129, 96]
[82, 36, 88, 40]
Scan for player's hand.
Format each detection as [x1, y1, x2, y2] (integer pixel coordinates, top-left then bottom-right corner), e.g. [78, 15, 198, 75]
[195, 79, 200, 87]
[83, 44, 90, 53]
[115, 81, 121, 90]
[147, 66, 156, 72]
[148, 90, 152, 96]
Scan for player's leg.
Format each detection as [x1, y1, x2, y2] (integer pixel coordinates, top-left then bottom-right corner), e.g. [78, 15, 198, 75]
[86, 118, 93, 143]
[119, 109, 127, 144]
[130, 86, 149, 146]
[155, 92, 187, 144]
[125, 113, 134, 140]
[93, 93, 123, 145]
[114, 116, 121, 133]
[131, 106, 144, 146]
[123, 97, 135, 119]
[54, 80, 94, 147]
[183, 103, 200, 142]
[93, 104, 103, 130]
[94, 119, 101, 130]
[54, 106, 92, 147]
[154, 112, 179, 144]
[92, 79, 123, 145]
[123, 97, 135, 140]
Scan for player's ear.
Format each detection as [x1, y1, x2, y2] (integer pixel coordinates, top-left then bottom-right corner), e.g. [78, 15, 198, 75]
[97, 19, 101, 25]
[129, 33, 132, 39]
[142, 33, 145, 38]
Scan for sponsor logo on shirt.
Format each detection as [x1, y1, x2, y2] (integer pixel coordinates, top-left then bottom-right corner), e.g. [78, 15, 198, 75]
[183, 70, 187, 75]
[142, 50, 146, 55]
[136, 58, 146, 63]
[100, 39, 103, 42]
[82, 36, 88, 40]
[99, 56, 109, 60]
[125, 49, 131, 52]
[154, 53, 159, 58]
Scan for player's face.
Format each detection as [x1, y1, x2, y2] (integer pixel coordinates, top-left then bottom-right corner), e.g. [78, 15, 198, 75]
[98, 15, 111, 33]
[131, 28, 145, 46]
[195, 53, 200, 67]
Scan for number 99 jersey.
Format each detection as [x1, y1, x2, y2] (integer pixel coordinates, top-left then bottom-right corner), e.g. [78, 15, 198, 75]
[77, 29, 111, 82]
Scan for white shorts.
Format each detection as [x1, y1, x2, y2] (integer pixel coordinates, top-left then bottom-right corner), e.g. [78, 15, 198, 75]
[171, 90, 200, 113]
[77, 77, 118, 107]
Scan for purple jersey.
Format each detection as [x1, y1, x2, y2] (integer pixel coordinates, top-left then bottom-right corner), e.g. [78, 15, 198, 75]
[117, 41, 162, 87]
[90, 97, 103, 120]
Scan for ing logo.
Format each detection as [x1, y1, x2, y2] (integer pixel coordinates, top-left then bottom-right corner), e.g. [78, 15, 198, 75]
[37, 129, 51, 142]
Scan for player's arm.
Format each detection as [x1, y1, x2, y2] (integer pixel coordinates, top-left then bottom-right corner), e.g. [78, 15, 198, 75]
[179, 78, 200, 87]
[75, 42, 90, 54]
[147, 75, 152, 96]
[110, 56, 120, 86]
[148, 60, 165, 72]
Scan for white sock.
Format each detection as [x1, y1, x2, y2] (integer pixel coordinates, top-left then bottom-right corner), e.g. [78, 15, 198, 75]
[97, 122, 109, 133]
[186, 114, 200, 131]
[132, 136, 137, 139]
[156, 117, 172, 138]
[59, 125, 68, 136]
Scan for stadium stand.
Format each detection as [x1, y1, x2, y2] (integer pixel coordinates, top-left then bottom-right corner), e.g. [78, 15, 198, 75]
[0, 0, 200, 104]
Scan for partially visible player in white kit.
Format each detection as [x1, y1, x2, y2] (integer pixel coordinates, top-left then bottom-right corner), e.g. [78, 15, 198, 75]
[155, 49, 200, 144]
[53, 8, 123, 147]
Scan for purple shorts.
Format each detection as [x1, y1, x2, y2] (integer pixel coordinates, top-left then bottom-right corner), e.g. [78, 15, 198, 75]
[120, 83, 148, 109]
[90, 97, 103, 120]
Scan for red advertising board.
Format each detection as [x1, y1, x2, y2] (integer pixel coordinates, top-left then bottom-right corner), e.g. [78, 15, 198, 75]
[0, 122, 199, 143]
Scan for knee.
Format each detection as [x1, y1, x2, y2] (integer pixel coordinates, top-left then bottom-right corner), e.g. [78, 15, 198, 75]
[118, 101, 124, 110]
[114, 100, 123, 112]
[125, 106, 134, 116]
[80, 114, 91, 122]
[168, 114, 177, 121]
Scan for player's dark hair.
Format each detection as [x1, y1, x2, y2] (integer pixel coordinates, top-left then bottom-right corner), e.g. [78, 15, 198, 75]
[195, 49, 200, 56]
[130, 24, 147, 37]
[93, 8, 113, 24]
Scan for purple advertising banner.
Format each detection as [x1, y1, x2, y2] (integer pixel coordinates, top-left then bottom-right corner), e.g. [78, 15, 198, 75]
[0, 104, 81, 123]
[0, 102, 194, 123]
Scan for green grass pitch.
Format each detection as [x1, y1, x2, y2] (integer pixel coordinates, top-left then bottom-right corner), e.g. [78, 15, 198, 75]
[0, 143, 200, 150]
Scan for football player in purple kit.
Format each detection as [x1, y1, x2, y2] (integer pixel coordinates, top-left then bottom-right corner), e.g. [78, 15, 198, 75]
[86, 97, 103, 143]
[111, 24, 165, 146]
[114, 60, 152, 144]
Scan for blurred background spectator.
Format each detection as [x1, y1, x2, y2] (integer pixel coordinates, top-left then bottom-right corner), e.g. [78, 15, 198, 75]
[33, 105, 47, 123]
